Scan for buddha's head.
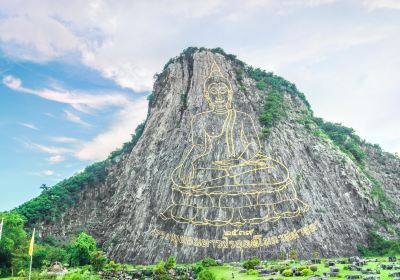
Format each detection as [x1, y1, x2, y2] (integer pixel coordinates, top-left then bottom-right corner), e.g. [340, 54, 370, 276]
[204, 62, 233, 111]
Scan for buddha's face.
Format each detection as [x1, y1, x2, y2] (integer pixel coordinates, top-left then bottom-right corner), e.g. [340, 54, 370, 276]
[207, 82, 230, 108]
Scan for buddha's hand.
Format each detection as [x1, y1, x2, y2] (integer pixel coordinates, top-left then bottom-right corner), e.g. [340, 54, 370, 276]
[181, 164, 194, 186]
[213, 159, 241, 167]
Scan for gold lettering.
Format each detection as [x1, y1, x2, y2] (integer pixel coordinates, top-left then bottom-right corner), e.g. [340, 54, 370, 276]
[149, 221, 319, 249]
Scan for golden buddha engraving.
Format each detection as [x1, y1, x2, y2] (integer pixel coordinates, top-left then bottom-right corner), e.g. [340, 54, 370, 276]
[160, 62, 309, 227]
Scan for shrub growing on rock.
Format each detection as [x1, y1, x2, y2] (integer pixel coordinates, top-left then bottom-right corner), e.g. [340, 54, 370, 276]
[159, 274, 173, 280]
[192, 262, 204, 276]
[297, 265, 309, 271]
[301, 268, 312, 276]
[289, 249, 298, 260]
[198, 270, 216, 280]
[242, 257, 261, 270]
[105, 261, 121, 272]
[154, 260, 167, 275]
[165, 256, 176, 270]
[282, 269, 293, 277]
[201, 257, 218, 267]
[246, 269, 259, 276]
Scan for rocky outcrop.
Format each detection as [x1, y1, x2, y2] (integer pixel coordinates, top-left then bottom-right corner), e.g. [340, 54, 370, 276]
[37, 49, 399, 263]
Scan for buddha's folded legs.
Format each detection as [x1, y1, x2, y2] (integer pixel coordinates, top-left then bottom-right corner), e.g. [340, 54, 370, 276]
[171, 182, 301, 208]
[160, 197, 309, 226]
[162, 156, 309, 226]
[230, 158, 290, 185]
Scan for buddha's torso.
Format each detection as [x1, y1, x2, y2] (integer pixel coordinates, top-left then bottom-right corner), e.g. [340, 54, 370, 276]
[201, 110, 233, 162]
[203, 110, 229, 137]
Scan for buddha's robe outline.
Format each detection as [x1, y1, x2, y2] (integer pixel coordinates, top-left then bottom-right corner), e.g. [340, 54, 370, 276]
[161, 107, 309, 227]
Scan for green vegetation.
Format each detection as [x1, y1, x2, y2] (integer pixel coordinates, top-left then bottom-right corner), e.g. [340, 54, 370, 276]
[198, 269, 216, 280]
[259, 90, 286, 137]
[207, 257, 400, 280]
[297, 112, 395, 215]
[180, 92, 188, 112]
[15, 109, 147, 226]
[242, 257, 260, 270]
[201, 257, 218, 267]
[282, 269, 293, 277]
[313, 117, 365, 164]
[161, 47, 244, 74]
[245, 66, 310, 108]
[3, 47, 399, 279]
[0, 212, 27, 277]
[159, 47, 310, 141]
[255, 81, 266, 90]
[242, 64, 310, 137]
[70, 233, 97, 267]
[358, 231, 400, 256]
[108, 122, 145, 160]
[311, 117, 396, 213]
[154, 259, 167, 275]
[0, 233, 399, 280]
[246, 269, 259, 276]
[0, 212, 110, 277]
[15, 160, 107, 225]
[165, 256, 177, 270]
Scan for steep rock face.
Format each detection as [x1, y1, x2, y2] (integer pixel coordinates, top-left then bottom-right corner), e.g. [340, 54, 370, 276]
[40, 50, 399, 263]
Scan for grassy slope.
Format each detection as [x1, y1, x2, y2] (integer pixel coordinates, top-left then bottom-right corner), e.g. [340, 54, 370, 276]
[209, 256, 400, 280]
[1, 256, 399, 279]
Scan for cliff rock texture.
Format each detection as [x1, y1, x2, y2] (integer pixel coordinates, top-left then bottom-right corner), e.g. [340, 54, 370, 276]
[19, 49, 399, 263]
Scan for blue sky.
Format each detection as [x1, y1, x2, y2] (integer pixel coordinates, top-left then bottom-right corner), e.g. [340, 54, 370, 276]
[0, 0, 399, 211]
[0, 52, 148, 210]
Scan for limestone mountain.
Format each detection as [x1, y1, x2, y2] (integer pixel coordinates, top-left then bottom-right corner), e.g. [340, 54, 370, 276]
[16, 48, 400, 263]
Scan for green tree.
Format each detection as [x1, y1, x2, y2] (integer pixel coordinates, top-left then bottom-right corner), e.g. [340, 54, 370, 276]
[165, 255, 176, 270]
[0, 212, 27, 276]
[70, 232, 97, 266]
[288, 249, 298, 260]
[90, 250, 108, 271]
[105, 260, 121, 272]
[201, 257, 217, 267]
[40, 184, 50, 192]
[198, 270, 216, 280]
[242, 257, 260, 270]
[154, 259, 166, 275]
[278, 251, 286, 260]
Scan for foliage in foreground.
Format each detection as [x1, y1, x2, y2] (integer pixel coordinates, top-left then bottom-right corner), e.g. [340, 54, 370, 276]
[0, 212, 27, 277]
[357, 231, 400, 256]
[242, 257, 260, 270]
[0, 213, 108, 277]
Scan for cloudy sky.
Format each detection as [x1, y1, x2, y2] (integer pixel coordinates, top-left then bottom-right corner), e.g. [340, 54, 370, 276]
[0, 0, 399, 211]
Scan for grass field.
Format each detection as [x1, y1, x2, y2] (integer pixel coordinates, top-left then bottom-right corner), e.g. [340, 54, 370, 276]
[208, 257, 400, 280]
[0, 256, 399, 279]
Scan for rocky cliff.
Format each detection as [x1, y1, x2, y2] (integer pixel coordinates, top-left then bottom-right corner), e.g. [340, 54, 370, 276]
[17, 48, 400, 263]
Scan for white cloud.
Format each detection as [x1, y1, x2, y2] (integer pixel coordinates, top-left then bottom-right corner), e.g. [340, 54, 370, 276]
[0, 15, 80, 61]
[3, 74, 131, 112]
[29, 142, 73, 155]
[303, 0, 336, 6]
[19, 122, 38, 130]
[64, 110, 91, 126]
[30, 170, 56, 177]
[1, 0, 399, 156]
[42, 170, 55, 176]
[363, 0, 400, 10]
[6, 74, 148, 161]
[44, 112, 56, 118]
[50, 136, 79, 143]
[46, 155, 65, 163]
[3, 75, 22, 90]
[74, 97, 148, 161]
